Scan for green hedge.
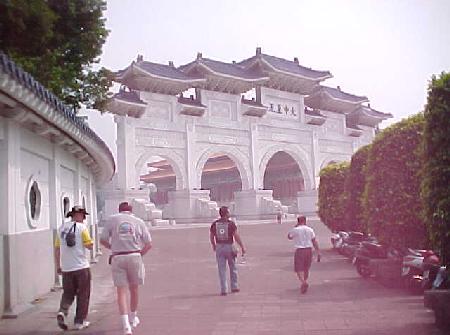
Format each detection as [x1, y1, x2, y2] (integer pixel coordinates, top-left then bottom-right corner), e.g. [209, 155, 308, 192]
[318, 162, 350, 232]
[421, 72, 450, 266]
[345, 145, 371, 233]
[364, 114, 426, 248]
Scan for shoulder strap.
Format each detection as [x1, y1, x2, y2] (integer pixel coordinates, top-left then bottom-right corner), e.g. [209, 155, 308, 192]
[69, 223, 77, 233]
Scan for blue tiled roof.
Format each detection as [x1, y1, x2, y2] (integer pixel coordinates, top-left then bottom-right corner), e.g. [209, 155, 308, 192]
[136, 61, 203, 81]
[180, 58, 268, 80]
[0, 50, 115, 171]
[239, 53, 331, 80]
[320, 86, 368, 103]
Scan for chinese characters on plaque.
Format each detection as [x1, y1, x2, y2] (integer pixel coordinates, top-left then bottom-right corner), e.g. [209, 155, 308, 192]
[268, 103, 297, 117]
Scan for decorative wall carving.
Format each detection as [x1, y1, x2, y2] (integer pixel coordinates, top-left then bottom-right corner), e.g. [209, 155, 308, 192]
[210, 100, 231, 118]
[144, 101, 171, 120]
[319, 139, 352, 154]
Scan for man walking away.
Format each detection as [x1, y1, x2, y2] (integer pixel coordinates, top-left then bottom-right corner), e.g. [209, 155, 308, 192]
[210, 206, 246, 296]
[288, 216, 321, 294]
[100, 202, 152, 335]
[55, 206, 93, 331]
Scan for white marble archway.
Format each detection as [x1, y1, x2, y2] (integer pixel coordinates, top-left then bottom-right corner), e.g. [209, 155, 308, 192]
[259, 144, 314, 191]
[195, 146, 251, 191]
[135, 149, 187, 190]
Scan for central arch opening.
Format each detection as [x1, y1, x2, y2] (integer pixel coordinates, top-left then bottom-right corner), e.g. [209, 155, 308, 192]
[201, 154, 242, 207]
[139, 156, 176, 208]
[263, 151, 305, 206]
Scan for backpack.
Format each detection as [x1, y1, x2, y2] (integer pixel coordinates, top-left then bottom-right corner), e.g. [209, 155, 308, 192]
[215, 220, 231, 242]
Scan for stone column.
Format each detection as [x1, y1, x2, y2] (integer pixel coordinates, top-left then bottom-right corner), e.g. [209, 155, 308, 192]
[87, 174, 97, 263]
[249, 122, 259, 189]
[297, 130, 319, 216]
[311, 130, 319, 189]
[185, 121, 195, 190]
[49, 145, 62, 288]
[115, 115, 136, 190]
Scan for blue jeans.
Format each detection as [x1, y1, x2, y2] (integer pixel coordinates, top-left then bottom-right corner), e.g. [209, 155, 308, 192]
[215, 244, 238, 293]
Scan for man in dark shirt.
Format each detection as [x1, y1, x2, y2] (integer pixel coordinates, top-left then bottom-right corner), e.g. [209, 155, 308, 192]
[210, 206, 246, 296]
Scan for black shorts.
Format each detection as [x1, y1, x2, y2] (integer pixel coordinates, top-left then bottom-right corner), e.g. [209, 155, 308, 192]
[294, 248, 313, 272]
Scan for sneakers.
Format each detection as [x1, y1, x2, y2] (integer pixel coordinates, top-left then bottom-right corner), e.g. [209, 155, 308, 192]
[56, 312, 68, 331]
[123, 324, 133, 335]
[131, 316, 140, 328]
[231, 288, 240, 293]
[220, 292, 227, 296]
[74, 321, 90, 330]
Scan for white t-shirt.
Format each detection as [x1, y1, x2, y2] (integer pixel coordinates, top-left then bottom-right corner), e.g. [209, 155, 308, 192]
[289, 225, 316, 249]
[55, 221, 93, 272]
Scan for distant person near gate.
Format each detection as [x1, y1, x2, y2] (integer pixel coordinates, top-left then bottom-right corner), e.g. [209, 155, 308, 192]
[288, 216, 321, 294]
[210, 206, 246, 296]
[100, 202, 152, 335]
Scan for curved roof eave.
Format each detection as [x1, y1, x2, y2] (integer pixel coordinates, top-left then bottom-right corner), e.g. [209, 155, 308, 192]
[322, 91, 369, 104]
[184, 61, 269, 83]
[132, 64, 206, 84]
[0, 51, 115, 185]
[259, 58, 332, 81]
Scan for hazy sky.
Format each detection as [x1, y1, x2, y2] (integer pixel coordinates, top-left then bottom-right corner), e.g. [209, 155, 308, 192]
[89, 0, 450, 158]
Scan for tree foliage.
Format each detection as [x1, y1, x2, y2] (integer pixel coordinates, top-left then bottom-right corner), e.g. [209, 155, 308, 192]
[364, 114, 426, 248]
[345, 145, 371, 233]
[0, 0, 113, 111]
[318, 162, 350, 232]
[421, 72, 450, 266]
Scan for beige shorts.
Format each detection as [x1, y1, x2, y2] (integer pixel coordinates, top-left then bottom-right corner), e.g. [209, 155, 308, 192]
[111, 254, 145, 287]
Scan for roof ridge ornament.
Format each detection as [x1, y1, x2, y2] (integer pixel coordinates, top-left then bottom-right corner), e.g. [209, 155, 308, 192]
[168, 61, 174, 67]
[294, 57, 299, 64]
[256, 47, 262, 55]
[137, 54, 143, 62]
[196, 52, 202, 60]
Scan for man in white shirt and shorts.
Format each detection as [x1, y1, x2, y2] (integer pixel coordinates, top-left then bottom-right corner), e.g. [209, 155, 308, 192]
[288, 216, 321, 294]
[100, 202, 152, 335]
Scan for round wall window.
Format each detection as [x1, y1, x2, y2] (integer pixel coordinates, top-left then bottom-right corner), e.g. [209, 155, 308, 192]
[26, 178, 41, 228]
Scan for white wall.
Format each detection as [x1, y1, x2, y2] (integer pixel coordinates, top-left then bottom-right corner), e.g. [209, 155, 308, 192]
[0, 119, 100, 316]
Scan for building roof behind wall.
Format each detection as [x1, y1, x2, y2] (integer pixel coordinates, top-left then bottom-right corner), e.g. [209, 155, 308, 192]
[0, 51, 115, 184]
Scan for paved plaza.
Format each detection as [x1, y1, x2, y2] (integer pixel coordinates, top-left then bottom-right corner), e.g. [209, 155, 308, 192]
[0, 219, 442, 335]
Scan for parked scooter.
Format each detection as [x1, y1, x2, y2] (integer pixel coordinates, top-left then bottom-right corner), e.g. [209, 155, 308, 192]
[422, 259, 448, 290]
[340, 232, 367, 258]
[402, 249, 440, 293]
[353, 241, 400, 278]
[331, 231, 349, 250]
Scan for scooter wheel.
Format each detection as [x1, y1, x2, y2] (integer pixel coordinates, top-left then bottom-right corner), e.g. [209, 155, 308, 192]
[357, 263, 372, 278]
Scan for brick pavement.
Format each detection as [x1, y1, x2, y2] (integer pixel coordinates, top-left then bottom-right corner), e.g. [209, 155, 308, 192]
[0, 219, 443, 335]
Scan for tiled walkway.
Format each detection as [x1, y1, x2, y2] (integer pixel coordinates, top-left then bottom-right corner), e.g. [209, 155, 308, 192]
[0, 219, 442, 334]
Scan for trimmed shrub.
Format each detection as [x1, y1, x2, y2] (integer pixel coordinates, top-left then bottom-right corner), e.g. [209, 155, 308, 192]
[421, 72, 450, 266]
[318, 162, 350, 232]
[345, 145, 371, 233]
[364, 114, 426, 248]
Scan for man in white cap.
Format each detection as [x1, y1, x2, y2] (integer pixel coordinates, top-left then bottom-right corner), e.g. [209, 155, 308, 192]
[100, 202, 152, 335]
[55, 206, 93, 330]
